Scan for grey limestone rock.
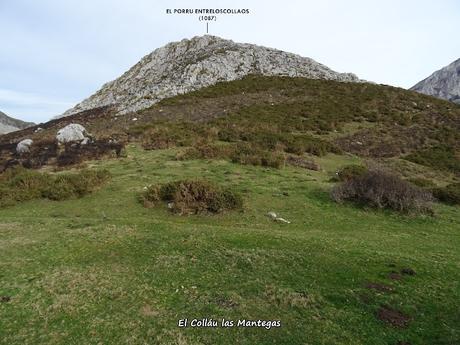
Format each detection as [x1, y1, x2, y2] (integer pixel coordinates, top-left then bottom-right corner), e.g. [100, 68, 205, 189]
[59, 35, 362, 118]
[411, 58, 460, 104]
[56, 124, 89, 144]
[16, 139, 33, 154]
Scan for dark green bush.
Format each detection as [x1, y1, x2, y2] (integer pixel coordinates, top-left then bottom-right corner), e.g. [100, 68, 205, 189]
[0, 166, 111, 206]
[42, 170, 111, 200]
[405, 146, 460, 174]
[336, 165, 368, 181]
[432, 183, 460, 205]
[230, 143, 285, 169]
[176, 143, 231, 161]
[331, 170, 433, 214]
[141, 179, 243, 214]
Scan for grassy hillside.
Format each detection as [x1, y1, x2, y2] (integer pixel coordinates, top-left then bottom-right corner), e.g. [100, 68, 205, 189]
[1, 76, 460, 344]
[1, 145, 459, 345]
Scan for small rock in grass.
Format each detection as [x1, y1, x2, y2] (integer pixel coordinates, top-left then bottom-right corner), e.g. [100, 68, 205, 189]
[267, 211, 277, 219]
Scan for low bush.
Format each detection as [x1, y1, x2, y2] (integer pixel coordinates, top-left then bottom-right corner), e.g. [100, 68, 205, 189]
[0, 166, 111, 207]
[405, 146, 460, 174]
[336, 165, 368, 181]
[141, 179, 243, 214]
[42, 170, 111, 200]
[176, 143, 232, 161]
[432, 183, 460, 205]
[231, 143, 285, 169]
[331, 170, 433, 214]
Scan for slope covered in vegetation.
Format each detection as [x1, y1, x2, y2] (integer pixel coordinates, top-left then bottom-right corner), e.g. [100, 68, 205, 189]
[1, 76, 459, 344]
[0, 146, 459, 345]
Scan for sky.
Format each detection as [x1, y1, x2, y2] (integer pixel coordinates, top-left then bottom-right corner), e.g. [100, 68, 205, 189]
[1, 0, 459, 123]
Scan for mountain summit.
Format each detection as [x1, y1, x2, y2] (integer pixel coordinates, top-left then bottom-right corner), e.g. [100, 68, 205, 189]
[411, 58, 460, 104]
[60, 35, 360, 117]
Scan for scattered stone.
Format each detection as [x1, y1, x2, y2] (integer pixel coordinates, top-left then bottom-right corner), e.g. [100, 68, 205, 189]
[267, 211, 277, 219]
[132, 118, 138, 121]
[80, 137, 91, 145]
[34, 127, 43, 133]
[16, 139, 33, 154]
[266, 211, 291, 224]
[56, 124, 89, 144]
[376, 305, 411, 328]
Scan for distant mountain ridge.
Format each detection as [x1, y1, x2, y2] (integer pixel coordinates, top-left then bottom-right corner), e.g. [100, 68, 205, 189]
[411, 58, 460, 104]
[59, 35, 362, 118]
[0, 111, 34, 134]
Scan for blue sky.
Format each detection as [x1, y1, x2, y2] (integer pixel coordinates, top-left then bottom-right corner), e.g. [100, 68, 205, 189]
[1, 0, 459, 123]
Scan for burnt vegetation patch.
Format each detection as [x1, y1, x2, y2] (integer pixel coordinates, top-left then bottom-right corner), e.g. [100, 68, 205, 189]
[0, 139, 125, 172]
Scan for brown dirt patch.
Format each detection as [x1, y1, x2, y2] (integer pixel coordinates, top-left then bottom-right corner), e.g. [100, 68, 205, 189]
[140, 304, 159, 317]
[365, 282, 394, 293]
[376, 305, 411, 328]
[0, 296, 11, 303]
[389, 272, 403, 281]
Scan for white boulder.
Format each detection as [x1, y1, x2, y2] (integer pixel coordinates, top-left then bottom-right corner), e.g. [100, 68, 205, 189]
[16, 139, 33, 154]
[56, 124, 89, 144]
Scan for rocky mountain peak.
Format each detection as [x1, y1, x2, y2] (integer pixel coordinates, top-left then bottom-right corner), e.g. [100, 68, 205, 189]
[60, 35, 361, 117]
[411, 58, 460, 104]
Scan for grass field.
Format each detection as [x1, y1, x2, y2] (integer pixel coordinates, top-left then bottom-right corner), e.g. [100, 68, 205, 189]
[1, 145, 459, 345]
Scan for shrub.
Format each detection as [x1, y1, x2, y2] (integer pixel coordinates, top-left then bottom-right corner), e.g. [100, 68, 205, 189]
[331, 170, 433, 214]
[432, 183, 460, 205]
[230, 143, 285, 169]
[176, 143, 231, 161]
[0, 167, 111, 206]
[336, 165, 368, 181]
[141, 179, 243, 214]
[405, 146, 460, 174]
[42, 170, 111, 200]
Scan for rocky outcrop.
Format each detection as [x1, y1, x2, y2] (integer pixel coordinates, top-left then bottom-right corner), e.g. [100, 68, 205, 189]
[0, 111, 35, 134]
[56, 124, 90, 144]
[411, 58, 460, 104]
[60, 35, 361, 118]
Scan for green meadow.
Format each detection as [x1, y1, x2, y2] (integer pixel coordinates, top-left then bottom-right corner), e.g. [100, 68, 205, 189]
[1, 145, 459, 345]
